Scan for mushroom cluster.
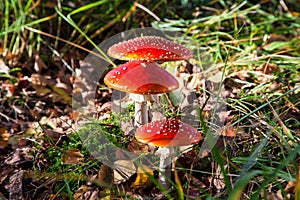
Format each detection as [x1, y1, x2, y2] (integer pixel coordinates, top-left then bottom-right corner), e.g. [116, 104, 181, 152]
[105, 36, 193, 127]
[104, 35, 201, 188]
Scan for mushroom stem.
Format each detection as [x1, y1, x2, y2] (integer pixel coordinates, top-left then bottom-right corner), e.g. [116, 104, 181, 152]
[134, 100, 148, 126]
[156, 147, 175, 188]
[129, 94, 155, 127]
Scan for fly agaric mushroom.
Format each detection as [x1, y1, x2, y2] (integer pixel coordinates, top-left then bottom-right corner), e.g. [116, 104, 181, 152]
[135, 118, 202, 188]
[104, 60, 179, 126]
[105, 36, 193, 127]
[107, 36, 193, 62]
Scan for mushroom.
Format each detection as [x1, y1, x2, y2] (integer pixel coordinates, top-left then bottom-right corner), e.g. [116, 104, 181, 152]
[104, 60, 179, 126]
[107, 36, 193, 62]
[135, 118, 202, 188]
[105, 36, 193, 127]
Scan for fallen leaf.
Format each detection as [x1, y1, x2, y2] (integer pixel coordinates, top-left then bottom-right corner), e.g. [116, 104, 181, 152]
[5, 147, 32, 167]
[126, 140, 149, 154]
[207, 70, 224, 83]
[130, 164, 153, 189]
[99, 188, 111, 200]
[216, 125, 236, 137]
[0, 126, 10, 148]
[113, 160, 136, 184]
[51, 83, 72, 104]
[73, 185, 99, 200]
[284, 181, 295, 193]
[30, 74, 52, 96]
[209, 163, 226, 192]
[44, 129, 63, 141]
[98, 164, 112, 187]
[0, 168, 14, 184]
[5, 170, 24, 200]
[62, 148, 84, 164]
[121, 120, 135, 136]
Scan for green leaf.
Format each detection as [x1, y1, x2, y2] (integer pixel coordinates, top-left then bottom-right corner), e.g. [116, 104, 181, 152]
[266, 41, 289, 51]
[168, 89, 184, 107]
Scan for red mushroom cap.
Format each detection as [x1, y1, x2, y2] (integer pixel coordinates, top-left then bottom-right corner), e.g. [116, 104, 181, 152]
[135, 119, 202, 147]
[104, 61, 179, 94]
[108, 36, 193, 62]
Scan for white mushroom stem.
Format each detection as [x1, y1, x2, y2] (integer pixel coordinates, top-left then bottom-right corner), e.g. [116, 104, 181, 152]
[156, 147, 175, 188]
[155, 145, 192, 188]
[129, 94, 155, 127]
[134, 100, 148, 126]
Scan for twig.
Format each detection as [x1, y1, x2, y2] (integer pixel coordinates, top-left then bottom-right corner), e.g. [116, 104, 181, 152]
[0, 111, 17, 123]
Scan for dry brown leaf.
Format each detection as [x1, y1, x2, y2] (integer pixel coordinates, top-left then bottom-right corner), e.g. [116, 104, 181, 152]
[207, 70, 224, 83]
[216, 125, 236, 137]
[126, 140, 149, 154]
[217, 110, 233, 124]
[73, 185, 99, 200]
[30, 72, 72, 104]
[113, 160, 136, 184]
[0, 126, 10, 148]
[5, 147, 32, 166]
[98, 164, 112, 187]
[5, 170, 24, 200]
[209, 162, 226, 192]
[130, 164, 153, 189]
[73, 185, 88, 199]
[30, 73, 49, 87]
[0, 168, 14, 185]
[69, 110, 81, 121]
[62, 148, 84, 164]
[120, 120, 135, 136]
[285, 180, 295, 193]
